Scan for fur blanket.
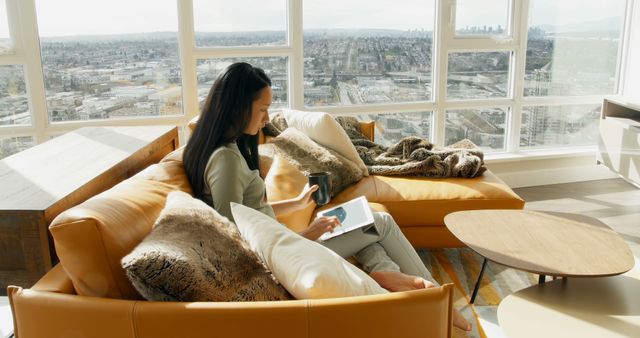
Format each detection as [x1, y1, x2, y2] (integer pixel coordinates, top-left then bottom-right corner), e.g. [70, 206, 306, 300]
[264, 114, 486, 178]
[335, 117, 486, 178]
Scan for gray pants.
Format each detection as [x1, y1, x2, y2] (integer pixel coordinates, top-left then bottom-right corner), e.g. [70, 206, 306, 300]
[321, 211, 436, 285]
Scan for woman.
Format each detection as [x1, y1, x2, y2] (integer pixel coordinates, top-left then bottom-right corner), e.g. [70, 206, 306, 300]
[183, 62, 470, 331]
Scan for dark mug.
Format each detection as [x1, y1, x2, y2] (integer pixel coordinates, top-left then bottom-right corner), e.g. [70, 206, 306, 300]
[307, 171, 332, 206]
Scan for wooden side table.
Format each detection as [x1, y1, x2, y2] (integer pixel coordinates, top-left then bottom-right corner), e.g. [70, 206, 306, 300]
[444, 210, 634, 304]
[0, 126, 179, 293]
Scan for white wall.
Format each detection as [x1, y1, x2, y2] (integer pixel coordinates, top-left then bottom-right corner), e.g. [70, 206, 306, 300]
[623, 0, 640, 97]
[487, 155, 618, 188]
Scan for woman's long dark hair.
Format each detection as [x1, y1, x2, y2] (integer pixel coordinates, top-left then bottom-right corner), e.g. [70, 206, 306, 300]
[184, 62, 271, 200]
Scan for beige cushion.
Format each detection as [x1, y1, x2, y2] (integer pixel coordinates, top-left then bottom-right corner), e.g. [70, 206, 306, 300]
[283, 109, 368, 176]
[121, 191, 292, 302]
[230, 203, 388, 299]
[268, 128, 363, 199]
[49, 153, 192, 299]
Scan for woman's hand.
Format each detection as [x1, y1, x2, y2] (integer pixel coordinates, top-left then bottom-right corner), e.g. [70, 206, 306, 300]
[269, 184, 319, 217]
[300, 216, 341, 241]
[296, 184, 319, 210]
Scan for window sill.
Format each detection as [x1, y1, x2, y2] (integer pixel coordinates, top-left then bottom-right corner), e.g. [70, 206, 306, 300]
[485, 146, 597, 164]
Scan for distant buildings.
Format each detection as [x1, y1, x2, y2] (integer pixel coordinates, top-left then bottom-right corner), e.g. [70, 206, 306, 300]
[0, 28, 611, 157]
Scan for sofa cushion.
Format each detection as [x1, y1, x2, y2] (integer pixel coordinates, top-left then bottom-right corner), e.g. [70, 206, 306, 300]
[331, 170, 525, 227]
[230, 203, 388, 299]
[261, 148, 315, 233]
[269, 128, 363, 198]
[122, 191, 292, 302]
[49, 149, 192, 299]
[283, 109, 368, 176]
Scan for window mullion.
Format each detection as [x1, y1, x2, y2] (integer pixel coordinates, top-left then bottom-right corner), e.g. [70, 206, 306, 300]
[178, 0, 198, 123]
[289, 0, 303, 110]
[192, 47, 293, 59]
[509, 0, 528, 153]
[618, 0, 636, 95]
[0, 55, 23, 65]
[15, 0, 47, 143]
[446, 39, 517, 51]
[434, 0, 453, 146]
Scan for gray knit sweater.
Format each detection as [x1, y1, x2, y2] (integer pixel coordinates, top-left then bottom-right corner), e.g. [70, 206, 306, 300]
[202, 142, 276, 223]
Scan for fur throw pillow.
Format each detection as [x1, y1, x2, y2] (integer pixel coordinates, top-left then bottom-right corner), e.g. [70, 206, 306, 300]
[121, 191, 292, 302]
[268, 128, 364, 197]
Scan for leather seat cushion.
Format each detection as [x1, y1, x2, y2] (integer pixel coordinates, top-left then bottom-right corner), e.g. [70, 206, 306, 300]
[331, 170, 525, 227]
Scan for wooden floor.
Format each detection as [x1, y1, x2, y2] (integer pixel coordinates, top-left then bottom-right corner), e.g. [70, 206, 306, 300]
[0, 178, 638, 338]
[514, 178, 640, 261]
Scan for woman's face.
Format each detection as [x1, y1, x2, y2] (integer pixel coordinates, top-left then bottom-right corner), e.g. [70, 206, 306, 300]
[244, 86, 272, 135]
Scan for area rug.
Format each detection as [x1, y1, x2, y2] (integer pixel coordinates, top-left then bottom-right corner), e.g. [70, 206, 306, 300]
[418, 248, 539, 338]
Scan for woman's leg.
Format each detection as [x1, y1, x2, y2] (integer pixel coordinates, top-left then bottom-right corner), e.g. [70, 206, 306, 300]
[362, 212, 435, 282]
[321, 213, 471, 331]
[321, 211, 435, 282]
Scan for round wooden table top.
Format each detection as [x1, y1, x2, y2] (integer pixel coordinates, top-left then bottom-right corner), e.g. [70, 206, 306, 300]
[498, 275, 640, 338]
[444, 210, 634, 277]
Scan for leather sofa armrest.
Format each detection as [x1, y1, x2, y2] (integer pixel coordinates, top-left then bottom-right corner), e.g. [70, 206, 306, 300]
[8, 286, 137, 338]
[30, 264, 76, 294]
[358, 120, 375, 141]
[187, 115, 199, 133]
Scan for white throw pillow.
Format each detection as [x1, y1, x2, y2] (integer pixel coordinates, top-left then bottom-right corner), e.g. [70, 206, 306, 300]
[282, 109, 369, 176]
[230, 202, 387, 299]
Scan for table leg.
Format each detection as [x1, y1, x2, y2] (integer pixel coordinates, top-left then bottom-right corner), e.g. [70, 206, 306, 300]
[538, 274, 546, 284]
[470, 258, 487, 304]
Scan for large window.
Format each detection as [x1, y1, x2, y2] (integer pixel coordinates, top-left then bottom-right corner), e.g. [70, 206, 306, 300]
[455, 0, 510, 37]
[0, 65, 29, 125]
[0, 135, 34, 159]
[193, 0, 287, 47]
[196, 57, 288, 109]
[447, 51, 511, 100]
[520, 104, 601, 149]
[303, 0, 436, 107]
[0, 0, 633, 161]
[0, 0, 11, 54]
[34, 0, 182, 123]
[524, 0, 625, 97]
[445, 108, 507, 151]
[362, 111, 434, 146]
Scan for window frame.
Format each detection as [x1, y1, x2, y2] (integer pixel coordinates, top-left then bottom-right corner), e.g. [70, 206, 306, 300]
[0, 0, 633, 160]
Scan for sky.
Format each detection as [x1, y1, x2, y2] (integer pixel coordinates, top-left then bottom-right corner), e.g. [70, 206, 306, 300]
[0, 0, 627, 38]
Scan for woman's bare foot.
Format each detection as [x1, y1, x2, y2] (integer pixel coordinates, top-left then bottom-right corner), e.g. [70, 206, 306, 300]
[370, 271, 472, 331]
[369, 271, 433, 292]
[453, 308, 472, 331]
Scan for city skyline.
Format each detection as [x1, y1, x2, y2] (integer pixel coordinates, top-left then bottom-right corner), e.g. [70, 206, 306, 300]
[0, 0, 626, 159]
[0, 28, 616, 151]
[0, 0, 625, 38]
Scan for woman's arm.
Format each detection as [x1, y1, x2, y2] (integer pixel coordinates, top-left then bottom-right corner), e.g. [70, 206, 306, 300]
[269, 184, 318, 217]
[268, 184, 340, 240]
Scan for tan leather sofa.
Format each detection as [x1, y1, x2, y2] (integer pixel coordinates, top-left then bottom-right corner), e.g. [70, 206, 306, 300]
[257, 120, 525, 248]
[8, 120, 523, 338]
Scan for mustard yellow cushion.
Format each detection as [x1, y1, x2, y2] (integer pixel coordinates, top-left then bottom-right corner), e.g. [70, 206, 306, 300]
[262, 149, 315, 233]
[331, 170, 524, 227]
